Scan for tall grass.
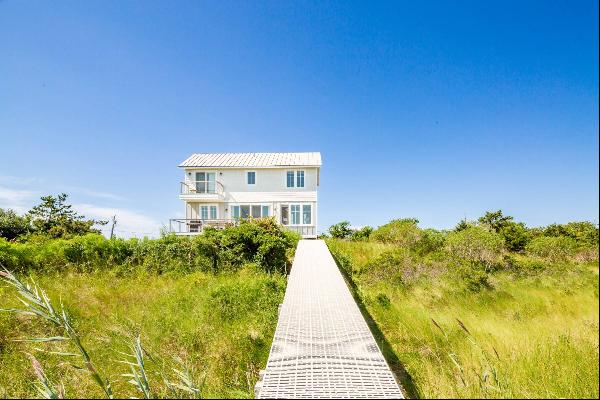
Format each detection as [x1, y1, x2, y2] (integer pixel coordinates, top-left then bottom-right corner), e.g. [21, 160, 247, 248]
[327, 239, 599, 398]
[0, 267, 285, 398]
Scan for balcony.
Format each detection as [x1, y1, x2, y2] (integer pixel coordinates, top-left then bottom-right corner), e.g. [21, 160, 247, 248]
[169, 218, 317, 238]
[169, 218, 239, 235]
[179, 180, 225, 201]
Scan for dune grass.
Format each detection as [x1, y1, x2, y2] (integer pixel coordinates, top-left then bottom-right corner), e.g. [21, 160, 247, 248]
[327, 239, 599, 399]
[0, 267, 285, 398]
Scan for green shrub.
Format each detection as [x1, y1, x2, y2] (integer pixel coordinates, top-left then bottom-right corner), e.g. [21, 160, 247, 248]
[544, 222, 599, 246]
[219, 218, 296, 273]
[350, 226, 373, 241]
[371, 218, 421, 247]
[0, 209, 30, 240]
[208, 277, 285, 321]
[503, 254, 546, 275]
[364, 247, 419, 284]
[0, 219, 297, 276]
[526, 236, 578, 261]
[328, 221, 352, 239]
[452, 261, 492, 292]
[445, 226, 504, 271]
[499, 221, 531, 252]
[413, 228, 446, 255]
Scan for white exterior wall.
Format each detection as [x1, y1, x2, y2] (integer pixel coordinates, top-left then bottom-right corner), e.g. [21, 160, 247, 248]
[181, 167, 319, 236]
[183, 167, 318, 193]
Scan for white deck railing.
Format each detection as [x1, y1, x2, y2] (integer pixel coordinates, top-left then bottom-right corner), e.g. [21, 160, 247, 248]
[180, 180, 225, 195]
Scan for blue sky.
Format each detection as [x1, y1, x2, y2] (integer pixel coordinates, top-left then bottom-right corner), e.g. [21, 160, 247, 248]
[0, 0, 598, 236]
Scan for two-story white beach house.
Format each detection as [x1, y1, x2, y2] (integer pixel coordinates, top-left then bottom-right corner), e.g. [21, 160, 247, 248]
[170, 152, 321, 238]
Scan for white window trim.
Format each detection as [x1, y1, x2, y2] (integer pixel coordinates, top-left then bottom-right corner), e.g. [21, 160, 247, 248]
[230, 203, 272, 219]
[195, 204, 219, 220]
[285, 170, 295, 188]
[279, 202, 313, 226]
[296, 170, 305, 188]
[247, 170, 257, 186]
[284, 170, 306, 189]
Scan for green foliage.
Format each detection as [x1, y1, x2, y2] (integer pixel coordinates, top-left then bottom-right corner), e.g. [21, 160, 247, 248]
[453, 219, 474, 232]
[350, 226, 373, 241]
[0, 218, 297, 275]
[208, 278, 285, 322]
[371, 218, 421, 247]
[445, 226, 504, 271]
[328, 221, 352, 239]
[499, 221, 531, 252]
[326, 238, 599, 399]
[0, 208, 30, 240]
[218, 218, 298, 273]
[413, 228, 446, 255]
[525, 236, 578, 261]
[26, 194, 107, 239]
[364, 247, 418, 284]
[0, 269, 286, 398]
[452, 261, 492, 292]
[478, 210, 513, 233]
[543, 221, 599, 246]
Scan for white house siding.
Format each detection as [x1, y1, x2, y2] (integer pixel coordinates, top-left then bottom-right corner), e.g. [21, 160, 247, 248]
[183, 167, 318, 193]
[178, 160, 320, 238]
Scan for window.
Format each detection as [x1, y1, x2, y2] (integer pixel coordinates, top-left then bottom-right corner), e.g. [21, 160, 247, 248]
[247, 171, 256, 185]
[232, 204, 270, 220]
[291, 204, 301, 225]
[302, 204, 311, 224]
[241, 205, 250, 218]
[281, 205, 289, 225]
[280, 203, 312, 225]
[286, 171, 295, 188]
[296, 171, 305, 188]
[195, 172, 216, 193]
[200, 205, 217, 220]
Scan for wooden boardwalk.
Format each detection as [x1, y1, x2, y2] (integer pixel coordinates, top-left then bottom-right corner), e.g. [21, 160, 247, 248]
[255, 240, 404, 399]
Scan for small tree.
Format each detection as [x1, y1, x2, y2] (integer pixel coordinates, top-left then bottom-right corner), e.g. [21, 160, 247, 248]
[328, 221, 353, 239]
[0, 208, 30, 240]
[500, 221, 531, 252]
[350, 226, 373, 241]
[478, 210, 513, 233]
[27, 193, 107, 238]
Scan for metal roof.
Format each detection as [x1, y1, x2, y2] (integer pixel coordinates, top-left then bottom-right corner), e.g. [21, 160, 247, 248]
[179, 152, 322, 168]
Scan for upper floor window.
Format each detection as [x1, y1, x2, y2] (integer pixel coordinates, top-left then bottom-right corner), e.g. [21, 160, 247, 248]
[286, 170, 305, 188]
[296, 171, 305, 188]
[247, 171, 256, 185]
[195, 172, 215, 194]
[286, 171, 295, 187]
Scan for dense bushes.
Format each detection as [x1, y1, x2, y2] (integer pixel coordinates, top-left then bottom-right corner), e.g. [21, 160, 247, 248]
[445, 226, 504, 271]
[327, 211, 599, 293]
[0, 218, 299, 275]
[371, 218, 422, 247]
[525, 236, 578, 261]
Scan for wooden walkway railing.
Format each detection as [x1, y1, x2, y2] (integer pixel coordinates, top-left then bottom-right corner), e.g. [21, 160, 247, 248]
[255, 240, 404, 399]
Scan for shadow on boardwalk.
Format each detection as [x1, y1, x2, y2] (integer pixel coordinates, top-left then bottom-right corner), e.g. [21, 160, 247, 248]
[332, 253, 421, 399]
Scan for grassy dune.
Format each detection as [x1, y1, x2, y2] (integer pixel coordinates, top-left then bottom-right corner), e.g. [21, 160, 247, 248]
[327, 239, 599, 399]
[0, 268, 285, 398]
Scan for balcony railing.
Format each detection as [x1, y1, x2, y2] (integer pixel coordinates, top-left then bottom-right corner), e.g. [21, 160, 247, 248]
[169, 218, 317, 237]
[180, 180, 225, 196]
[169, 218, 239, 234]
[282, 225, 317, 237]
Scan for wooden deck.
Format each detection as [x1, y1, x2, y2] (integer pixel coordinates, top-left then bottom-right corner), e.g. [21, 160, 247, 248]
[255, 240, 404, 399]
